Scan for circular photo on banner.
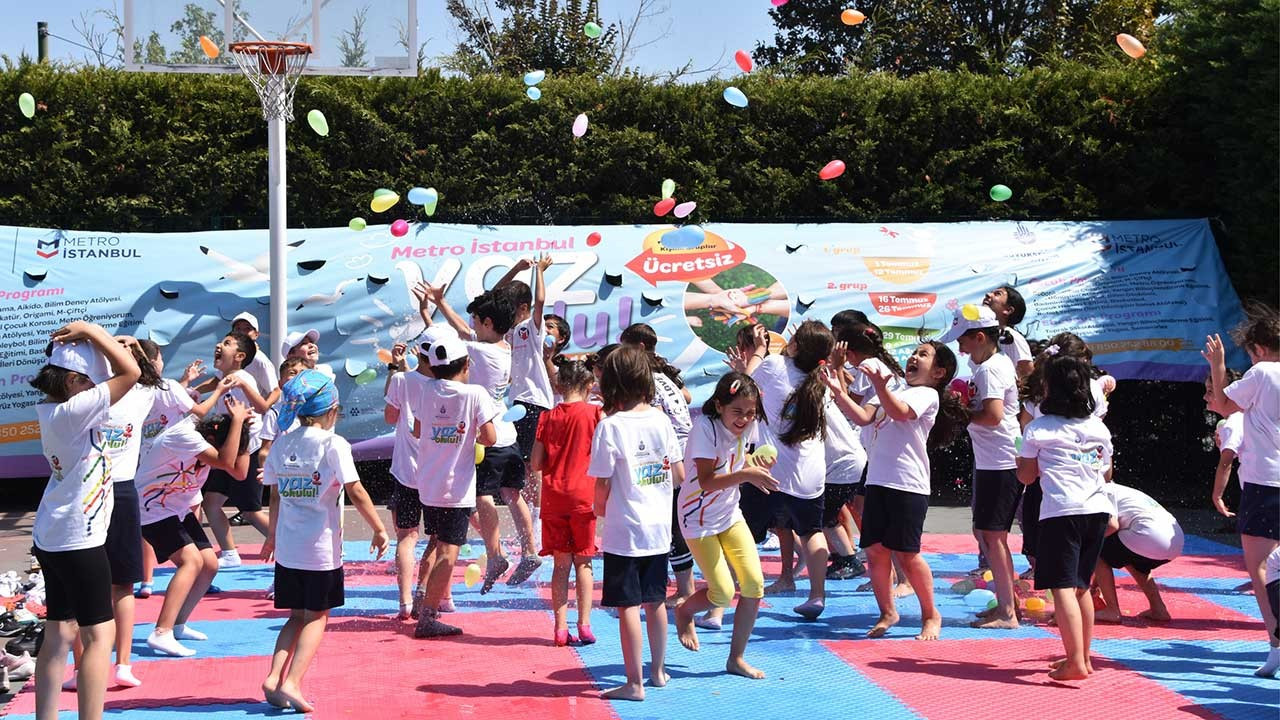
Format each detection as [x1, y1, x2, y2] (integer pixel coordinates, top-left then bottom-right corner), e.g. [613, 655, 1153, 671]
[683, 263, 791, 354]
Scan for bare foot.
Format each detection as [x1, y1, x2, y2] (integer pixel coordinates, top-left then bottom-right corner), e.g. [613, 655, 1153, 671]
[764, 579, 796, 596]
[664, 593, 691, 609]
[1094, 607, 1123, 624]
[261, 680, 287, 709]
[602, 683, 645, 701]
[974, 606, 998, 620]
[915, 614, 942, 641]
[649, 667, 670, 688]
[1137, 608, 1171, 623]
[276, 681, 315, 714]
[1049, 658, 1094, 674]
[675, 605, 699, 652]
[727, 657, 765, 679]
[867, 610, 900, 638]
[970, 615, 1020, 630]
[892, 582, 915, 599]
[1048, 663, 1090, 681]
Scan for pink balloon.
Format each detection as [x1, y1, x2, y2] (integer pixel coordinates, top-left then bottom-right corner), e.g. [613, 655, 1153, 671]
[653, 198, 676, 216]
[735, 50, 753, 73]
[572, 113, 589, 137]
[819, 159, 846, 180]
[771, 0, 789, 5]
[673, 201, 697, 219]
[390, 219, 409, 237]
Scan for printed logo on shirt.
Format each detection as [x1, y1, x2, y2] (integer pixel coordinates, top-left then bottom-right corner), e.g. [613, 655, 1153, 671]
[633, 456, 672, 487]
[966, 380, 978, 408]
[141, 460, 204, 513]
[1069, 446, 1107, 470]
[431, 417, 467, 445]
[278, 473, 322, 499]
[517, 326, 530, 341]
[99, 424, 133, 450]
[49, 455, 63, 482]
[142, 415, 170, 440]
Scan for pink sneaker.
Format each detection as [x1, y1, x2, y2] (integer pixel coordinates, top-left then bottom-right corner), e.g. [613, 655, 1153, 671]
[577, 624, 596, 645]
[553, 628, 578, 647]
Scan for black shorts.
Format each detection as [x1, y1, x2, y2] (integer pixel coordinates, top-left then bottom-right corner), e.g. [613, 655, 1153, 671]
[476, 444, 525, 496]
[823, 483, 860, 528]
[422, 505, 473, 547]
[1237, 482, 1280, 540]
[204, 453, 263, 512]
[390, 481, 423, 531]
[142, 513, 213, 563]
[105, 481, 144, 585]
[1020, 480, 1043, 559]
[1099, 534, 1171, 575]
[972, 468, 1023, 532]
[740, 484, 825, 540]
[855, 464, 868, 497]
[512, 401, 546, 461]
[668, 494, 693, 572]
[33, 545, 114, 626]
[274, 563, 345, 611]
[1034, 513, 1109, 590]
[601, 552, 668, 608]
[859, 484, 929, 553]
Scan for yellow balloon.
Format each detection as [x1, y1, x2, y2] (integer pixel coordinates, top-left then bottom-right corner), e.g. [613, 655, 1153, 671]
[463, 563, 482, 588]
[982, 569, 993, 582]
[370, 189, 399, 213]
[961, 303, 982, 321]
[752, 444, 778, 465]
[1025, 597, 1046, 612]
[475, 444, 485, 465]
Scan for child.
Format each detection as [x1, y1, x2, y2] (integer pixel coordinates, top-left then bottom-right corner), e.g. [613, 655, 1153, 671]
[673, 372, 777, 679]
[29, 321, 139, 720]
[530, 357, 601, 646]
[383, 341, 430, 618]
[824, 341, 966, 640]
[1094, 482, 1184, 623]
[1203, 301, 1280, 677]
[942, 304, 1023, 629]
[740, 320, 833, 620]
[260, 370, 390, 712]
[409, 333, 501, 638]
[133, 386, 251, 658]
[1204, 368, 1245, 521]
[983, 285, 1034, 378]
[1017, 352, 1114, 681]
[417, 283, 542, 590]
[589, 346, 684, 701]
[230, 312, 280, 398]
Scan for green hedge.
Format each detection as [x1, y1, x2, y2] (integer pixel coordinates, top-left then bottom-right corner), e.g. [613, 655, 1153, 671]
[0, 62, 1273, 301]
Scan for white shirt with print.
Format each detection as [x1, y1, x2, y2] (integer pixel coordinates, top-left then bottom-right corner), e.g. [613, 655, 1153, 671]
[967, 352, 1020, 470]
[33, 385, 114, 552]
[679, 416, 756, 539]
[407, 378, 500, 508]
[588, 407, 682, 557]
[464, 340, 518, 448]
[653, 372, 692, 447]
[1223, 362, 1280, 488]
[139, 382, 196, 460]
[244, 350, 279, 399]
[507, 318, 554, 409]
[1019, 414, 1114, 520]
[999, 327, 1033, 368]
[134, 417, 214, 526]
[751, 355, 826, 499]
[865, 385, 939, 496]
[384, 371, 428, 487]
[263, 426, 358, 572]
[100, 384, 155, 482]
[849, 358, 905, 453]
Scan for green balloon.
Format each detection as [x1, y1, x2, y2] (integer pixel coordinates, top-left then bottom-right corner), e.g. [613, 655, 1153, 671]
[18, 92, 35, 119]
[989, 184, 1012, 202]
[584, 22, 602, 38]
[307, 109, 329, 136]
[661, 178, 676, 200]
[348, 217, 366, 231]
[354, 367, 378, 385]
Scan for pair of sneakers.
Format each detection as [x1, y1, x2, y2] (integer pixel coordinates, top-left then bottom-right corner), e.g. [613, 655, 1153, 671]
[479, 555, 544, 594]
[553, 624, 596, 647]
[61, 664, 141, 691]
[826, 553, 867, 580]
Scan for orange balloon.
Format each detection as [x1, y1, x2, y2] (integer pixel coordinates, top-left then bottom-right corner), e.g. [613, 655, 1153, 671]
[1116, 33, 1146, 59]
[199, 35, 219, 59]
[841, 9, 866, 25]
[376, 348, 393, 365]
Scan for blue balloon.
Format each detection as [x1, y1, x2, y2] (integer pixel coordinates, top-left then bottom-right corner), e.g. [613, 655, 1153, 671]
[502, 404, 528, 423]
[523, 70, 545, 86]
[723, 86, 748, 108]
[660, 226, 706, 250]
[407, 187, 431, 205]
[526, 87, 542, 101]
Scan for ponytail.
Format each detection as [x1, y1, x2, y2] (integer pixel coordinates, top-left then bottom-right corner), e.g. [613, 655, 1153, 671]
[779, 321, 834, 446]
[922, 341, 968, 449]
[838, 323, 904, 377]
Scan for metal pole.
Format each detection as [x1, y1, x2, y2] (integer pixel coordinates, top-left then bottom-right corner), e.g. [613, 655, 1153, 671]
[267, 114, 288, 368]
[37, 22, 48, 63]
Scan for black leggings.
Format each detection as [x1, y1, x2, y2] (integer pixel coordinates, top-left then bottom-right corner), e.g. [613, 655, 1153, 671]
[669, 494, 693, 573]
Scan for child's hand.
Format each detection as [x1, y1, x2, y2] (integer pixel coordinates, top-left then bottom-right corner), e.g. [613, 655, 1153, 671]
[370, 528, 390, 560]
[512, 257, 533, 272]
[1211, 493, 1235, 518]
[224, 395, 251, 421]
[819, 366, 848, 397]
[536, 253, 553, 273]
[724, 346, 749, 374]
[50, 321, 96, 343]
[858, 361, 891, 386]
[752, 323, 769, 349]
[181, 359, 205, 384]
[260, 537, 275, 563]
[115, 335, 140, 350]
[390, 342, 407, 368]
[742, 465, 780, 493]
[219, 374, 244, 391]
[828, 340, 848, 369]
[1201, 334, 1226, 367]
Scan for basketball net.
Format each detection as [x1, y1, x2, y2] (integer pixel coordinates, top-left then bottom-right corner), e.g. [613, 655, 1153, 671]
[228, 41, 312, 121]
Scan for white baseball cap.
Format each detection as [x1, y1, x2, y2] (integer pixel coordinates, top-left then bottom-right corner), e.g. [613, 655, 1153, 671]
[417, 325, 460, 355]
[938, 303, 1001, 343]
[47, 340, 111, 384]
[424, 335, 468, 367]
[231, 312, 259, 332]
[280, 329, 320, 359]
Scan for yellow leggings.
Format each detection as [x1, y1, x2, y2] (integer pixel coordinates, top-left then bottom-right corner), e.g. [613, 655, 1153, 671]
[684, 520, 765, 607]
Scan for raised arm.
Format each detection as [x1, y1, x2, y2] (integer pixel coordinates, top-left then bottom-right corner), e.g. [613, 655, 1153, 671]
[532, 254, 552, 331]
[821, 367, 878, 426]
[862, 364, 915, 422]
[1202, 334, 1244, 415]
[420, 282, 472, 338]
[49, 322, 140, 404]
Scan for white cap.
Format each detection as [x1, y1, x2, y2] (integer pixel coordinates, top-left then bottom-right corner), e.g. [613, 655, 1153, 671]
[280, 329, 320, 360]
[424, 335, 468, 367]
[47, 340, 111, 384]
[231, 312, 259, 332]
[938, 303, 1001, 343]
[418, 325, 460, 355]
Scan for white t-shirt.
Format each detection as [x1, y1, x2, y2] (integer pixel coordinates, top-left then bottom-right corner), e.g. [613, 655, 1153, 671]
[33, 385, 114, 552]
[824, 401, 867, 485]
[407, 378, 499, 508]
[262, 426, 357, 572]
[1024, 377, 1111, 421]
[384, 371, 427, 487]
[653, 372, 692, 447]
[967, 353, 1020, 470]
[134, 417, 214, 526]
[998, 327, 1033, 368]
[1217, 412, 1245, 455]
[1104, 483, 1184, 561]
[244, 350, 279, 399]
[1267, 546, 1280, 585]
[1019, 415, 1114, 520]
[588, 407, 682, 557]
[464, 340, 517, 448]
[849, 358, 905, 452]
[865, 385, 939, 496]
[100, 385, 155, 482]
[751, 354, 826, 499]
[223, 369, 263, 453]
[679, 416, 756, 538]
[507, 318, 554, 409]
[1223, 362, 1280, 488]
[140, 382, 196, 460]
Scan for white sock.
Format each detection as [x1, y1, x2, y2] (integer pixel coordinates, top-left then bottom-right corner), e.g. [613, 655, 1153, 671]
[146, 629, 196, 657]
[114, 664, 142, 687]
[173, 624, 208, 641]
[1256, 647, 1280, 677]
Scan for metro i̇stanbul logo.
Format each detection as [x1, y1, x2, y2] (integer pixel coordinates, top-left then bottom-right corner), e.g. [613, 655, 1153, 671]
[34, 230, 142, 260]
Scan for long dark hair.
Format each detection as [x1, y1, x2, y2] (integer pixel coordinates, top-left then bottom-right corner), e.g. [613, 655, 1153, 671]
[702, 371, 767, 424]
[923, 341, 968, 449]
[131, 339, 163, 388]
[585, 343, 619, 374]
[620, 322, 685, 389]
[197, 413, 251, 454]
[29, 365, 77, 403]
[779, 321, 833, 446]
[1023, 332, 1102, 405]
[600, 346, 654, 412]
[552, 356, 594, 394]
[999, 285, 1027, 326]
[1039, 354, 1097, 419]
[1231, 300, 1279, 353]
[838, 322, 904, 377]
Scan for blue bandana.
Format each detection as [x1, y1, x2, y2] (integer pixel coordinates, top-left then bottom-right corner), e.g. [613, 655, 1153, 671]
[276, 369, 339, 430]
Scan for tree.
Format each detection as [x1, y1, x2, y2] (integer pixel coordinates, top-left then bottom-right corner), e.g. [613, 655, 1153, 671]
[167, 4, 224, 64]
[338, 5, 371, 68]
[442, 0, 620, 76]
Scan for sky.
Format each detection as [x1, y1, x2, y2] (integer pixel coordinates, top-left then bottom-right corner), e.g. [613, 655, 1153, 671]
[0, 0, 781, 78]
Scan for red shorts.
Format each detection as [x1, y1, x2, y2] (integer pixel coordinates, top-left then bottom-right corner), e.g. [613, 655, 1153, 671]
[540, 510, 597, 557]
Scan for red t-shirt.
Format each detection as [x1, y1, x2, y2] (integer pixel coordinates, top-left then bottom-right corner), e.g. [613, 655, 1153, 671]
[536, 401, 602, 515]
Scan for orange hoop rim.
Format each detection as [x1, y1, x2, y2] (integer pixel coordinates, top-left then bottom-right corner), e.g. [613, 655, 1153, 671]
[228, 41, 313, 56]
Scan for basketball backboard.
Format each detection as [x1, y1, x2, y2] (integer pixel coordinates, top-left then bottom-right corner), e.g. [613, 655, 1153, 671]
[122, 0, 418, 76]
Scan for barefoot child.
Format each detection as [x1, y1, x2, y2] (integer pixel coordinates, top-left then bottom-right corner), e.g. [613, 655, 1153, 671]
[589, 346, 684, 701]
[1094, 482, 1183, 623]
[673, 372, 777, 678]
[824, 342, 965, 640]
[530, 357, 602, 646]
[1017, 352, 1114, 681]
[259, 370, 388, 712]
[30, 322, 140, 720]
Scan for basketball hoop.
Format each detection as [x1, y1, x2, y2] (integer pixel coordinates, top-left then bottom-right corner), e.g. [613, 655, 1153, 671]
[228, 41, 312, 121]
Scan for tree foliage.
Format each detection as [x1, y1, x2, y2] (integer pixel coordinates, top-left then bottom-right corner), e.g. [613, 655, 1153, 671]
[443, 0, 619, 77]
[338, 5, 371, 68]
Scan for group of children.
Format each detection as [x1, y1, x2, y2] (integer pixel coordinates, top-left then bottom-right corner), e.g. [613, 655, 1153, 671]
[26, 259, 1280, 715]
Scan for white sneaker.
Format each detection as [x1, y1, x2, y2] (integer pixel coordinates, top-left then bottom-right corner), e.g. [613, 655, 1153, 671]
[2, 652, 33, 681]
[217, 550, 242, 569]
[113, 664, 141, 688]
[762, 532, 781, 550]
[146, 630, 196, 657]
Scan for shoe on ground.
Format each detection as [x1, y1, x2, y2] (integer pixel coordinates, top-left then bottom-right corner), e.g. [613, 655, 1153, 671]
[134, 582, 153, 599]
[265, 582, 275, 600]
[577, 624, 596, 645]
[414, 610, 462, 639]
[694, 613, 723, 631]
[506, 555, 543, 586]
[480, 556, 511, 595]
[2, 652, 33, 682]
[146, 630, 196, 658]
[228, 512, 246, 527]
[761, 533, 781, 550]
[554, 628, 578, 647]
[217, 551, 242, 569]
[113, 664, 141, 688]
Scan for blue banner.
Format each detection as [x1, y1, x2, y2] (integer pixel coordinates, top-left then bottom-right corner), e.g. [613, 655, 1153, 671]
[0, 219, 1246, 477]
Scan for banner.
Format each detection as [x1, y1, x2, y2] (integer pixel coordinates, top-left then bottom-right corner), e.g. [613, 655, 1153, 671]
[0, 219, 1245, 477]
